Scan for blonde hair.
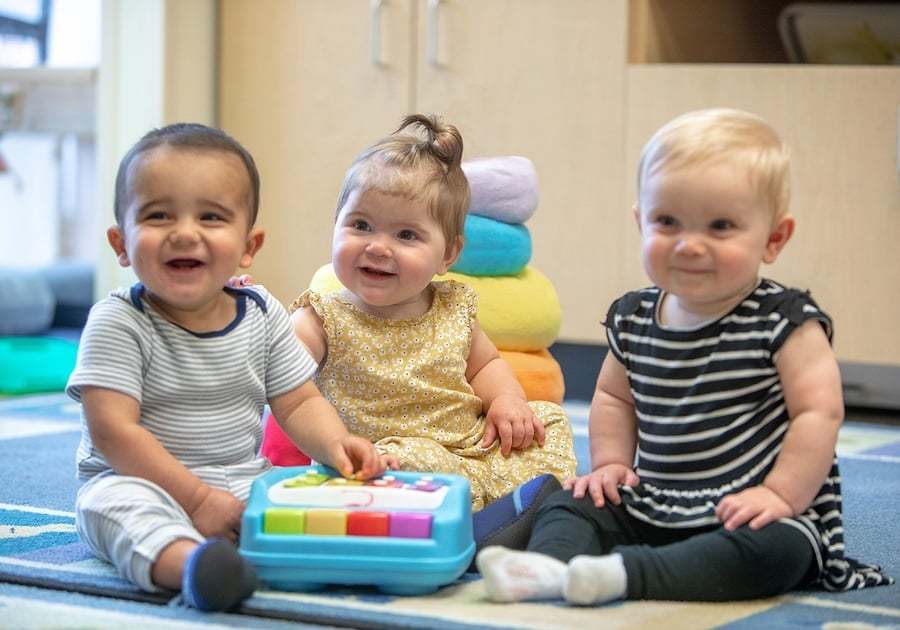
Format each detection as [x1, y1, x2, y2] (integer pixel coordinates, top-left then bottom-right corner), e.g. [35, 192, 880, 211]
[637, 108, 790, 219]
[335, 114, 470, 245]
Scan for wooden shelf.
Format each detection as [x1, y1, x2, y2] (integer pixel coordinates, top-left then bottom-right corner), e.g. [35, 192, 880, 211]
[627, 0, 888, 64]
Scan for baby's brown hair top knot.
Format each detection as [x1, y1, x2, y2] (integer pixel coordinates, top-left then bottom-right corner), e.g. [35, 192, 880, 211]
[336, 113, 470, 245]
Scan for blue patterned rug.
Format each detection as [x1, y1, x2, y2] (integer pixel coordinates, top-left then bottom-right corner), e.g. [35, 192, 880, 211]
[1, 394, 898, 629]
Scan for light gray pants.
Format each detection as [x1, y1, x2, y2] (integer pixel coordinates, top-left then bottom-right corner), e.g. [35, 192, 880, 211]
[75, 458, 270, 592]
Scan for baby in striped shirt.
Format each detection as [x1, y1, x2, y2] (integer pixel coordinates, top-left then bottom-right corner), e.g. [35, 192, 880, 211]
[67, 123, 389, 612]
[478, 108, 891, 604]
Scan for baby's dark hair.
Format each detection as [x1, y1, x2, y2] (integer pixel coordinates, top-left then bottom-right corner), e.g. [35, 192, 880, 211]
[114, 123, 260, 225]
[335, 114, 470, 244]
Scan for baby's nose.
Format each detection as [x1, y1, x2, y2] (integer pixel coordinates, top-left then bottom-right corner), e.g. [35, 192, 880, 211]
[169, 221, 201, 244]
[365, 235, 391, 257]
[675, 234, 706, 255]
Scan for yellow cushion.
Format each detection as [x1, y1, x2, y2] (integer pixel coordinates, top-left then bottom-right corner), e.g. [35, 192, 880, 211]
[307, 264, 561, 352]
[499, 348, 565, 404]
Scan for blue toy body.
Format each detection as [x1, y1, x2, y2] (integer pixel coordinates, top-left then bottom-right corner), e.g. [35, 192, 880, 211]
[240, 465, 474, 595]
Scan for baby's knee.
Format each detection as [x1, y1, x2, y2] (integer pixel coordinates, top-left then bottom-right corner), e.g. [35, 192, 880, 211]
[730, 524, 816, 594]
[535, 487, 591, 518]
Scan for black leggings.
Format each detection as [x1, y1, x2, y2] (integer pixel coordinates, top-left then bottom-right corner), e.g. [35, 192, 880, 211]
[528, 489, 817, 602]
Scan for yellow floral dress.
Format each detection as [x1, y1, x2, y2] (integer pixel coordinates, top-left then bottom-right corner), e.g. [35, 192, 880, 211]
[291, 280, 576, 511]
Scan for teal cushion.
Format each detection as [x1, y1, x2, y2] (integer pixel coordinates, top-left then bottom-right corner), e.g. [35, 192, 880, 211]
[451, 214, 531, 276]
[0, 336, 78, 395]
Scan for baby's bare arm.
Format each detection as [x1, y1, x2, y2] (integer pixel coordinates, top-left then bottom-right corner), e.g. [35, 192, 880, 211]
[269, 380, 384, 479]
[589, 352, 638, 471]
[80, 387, 242, 538]
[466, 323, 527, 409]
[290, 307, 328, 364]
[466, 324, 544, 454]
[565, 353, 639, 505]
[764, 320, 844, 512]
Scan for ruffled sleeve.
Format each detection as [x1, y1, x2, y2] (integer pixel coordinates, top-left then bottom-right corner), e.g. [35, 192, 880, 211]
[602, 291, 645, 365]
[765, 288, 833, 357]
[289, 289, 334, 339]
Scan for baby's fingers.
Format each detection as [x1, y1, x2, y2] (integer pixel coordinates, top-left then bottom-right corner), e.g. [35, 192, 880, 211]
[481, 423, 498, 449]
[381, 453, 400, 470]
[496, 420, 514, 456]
[600, 473, 623, 506]
[748, 510, 777, 531]
[515, 416, 534, 451]
[570, 475, 590, 499]
[532, 416, 546, 447]
[588, 475, 610, 507]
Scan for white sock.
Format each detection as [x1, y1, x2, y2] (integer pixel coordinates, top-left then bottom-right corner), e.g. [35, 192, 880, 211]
[476, 546, 567, 603]
[563, 553, 628, 606]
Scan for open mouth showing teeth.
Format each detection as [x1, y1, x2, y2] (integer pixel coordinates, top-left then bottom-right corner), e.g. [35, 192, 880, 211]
[361, 267, 393, 277]
[167, 259, 203, 269]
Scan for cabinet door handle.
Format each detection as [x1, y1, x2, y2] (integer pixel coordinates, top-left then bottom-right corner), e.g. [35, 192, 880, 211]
[427, 0, 441, 66]
[370, 0, 384, 66]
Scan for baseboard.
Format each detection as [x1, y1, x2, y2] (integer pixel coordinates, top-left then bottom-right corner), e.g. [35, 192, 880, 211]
[550, 342, 900, 412]
[548, 342, 607, 402]
[840, 362, 900, 412]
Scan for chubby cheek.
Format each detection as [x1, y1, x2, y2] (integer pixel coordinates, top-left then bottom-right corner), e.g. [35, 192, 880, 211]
[640, 237, 668, 277]
[331, 241, 356, 282]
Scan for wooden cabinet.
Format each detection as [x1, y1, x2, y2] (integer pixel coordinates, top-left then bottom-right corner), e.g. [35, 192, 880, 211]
[219, 0, 416, 306]
[624, 0, 900, 366]
[219, 0, 629, 343]
[625, 65, 900, 365]
[219, 0, 900, 368]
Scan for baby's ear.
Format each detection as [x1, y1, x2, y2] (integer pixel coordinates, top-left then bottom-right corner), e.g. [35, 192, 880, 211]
[439, 235, 463, 274]
[239, 227, 266, 268]
[763, 214, 795, 264]
[106, 225, 131, 267]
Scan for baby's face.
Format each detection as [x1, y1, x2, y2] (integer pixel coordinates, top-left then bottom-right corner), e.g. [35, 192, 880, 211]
[636, 161, 781, 318]
[109, 146, 261, 323]
[332, 187, 458, 319]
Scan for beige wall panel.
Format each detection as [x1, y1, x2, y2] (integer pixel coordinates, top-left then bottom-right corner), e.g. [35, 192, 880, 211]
[626, 65, 900, 365]
[415, 0, 630, 345]
[219, 0, 415, 305]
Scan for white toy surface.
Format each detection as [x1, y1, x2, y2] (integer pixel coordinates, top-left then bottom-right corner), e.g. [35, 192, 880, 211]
[268, 475, 450, 510]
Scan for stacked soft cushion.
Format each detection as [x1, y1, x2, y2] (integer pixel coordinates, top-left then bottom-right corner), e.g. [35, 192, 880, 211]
[308, 156, 565, 404]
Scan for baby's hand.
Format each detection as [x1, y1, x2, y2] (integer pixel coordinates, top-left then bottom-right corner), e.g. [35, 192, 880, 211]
[481, 394, 545, 456]
[563, 464, 639, 508]
[715, 485, 793, 531]
[329, 435, 388, 480]
[187, 485, 245, 544]
[225, 274, 254, 288]
[380, 452, 400, 471]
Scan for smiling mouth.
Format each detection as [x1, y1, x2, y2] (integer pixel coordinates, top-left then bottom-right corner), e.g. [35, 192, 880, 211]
[673, 268, 710, 275]
[360, 266, 395, 278]
[166, 259, 204, 270]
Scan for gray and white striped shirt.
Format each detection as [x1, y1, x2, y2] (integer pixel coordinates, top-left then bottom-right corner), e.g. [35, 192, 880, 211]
[67, 284, 316, 480]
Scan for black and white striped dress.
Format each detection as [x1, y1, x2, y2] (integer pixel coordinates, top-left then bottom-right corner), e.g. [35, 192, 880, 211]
[605, 278, 891, 591]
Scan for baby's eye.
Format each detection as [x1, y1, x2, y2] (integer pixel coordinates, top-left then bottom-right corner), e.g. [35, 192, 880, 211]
[200, 212, 225, 222]
[351, 219, 371, 232]
[709, 219, 735, 231]
[142, 210, 168, 222]
[397, 229, 417, 241]
[655, 214, 677, 227]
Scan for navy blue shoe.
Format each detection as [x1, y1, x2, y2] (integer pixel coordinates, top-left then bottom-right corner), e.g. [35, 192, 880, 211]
[182, 538, 258, 612]
[471, 474, 562, 565]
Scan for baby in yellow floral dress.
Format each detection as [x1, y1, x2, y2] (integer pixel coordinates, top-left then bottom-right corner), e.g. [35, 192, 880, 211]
[263, 114, 576, 515]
